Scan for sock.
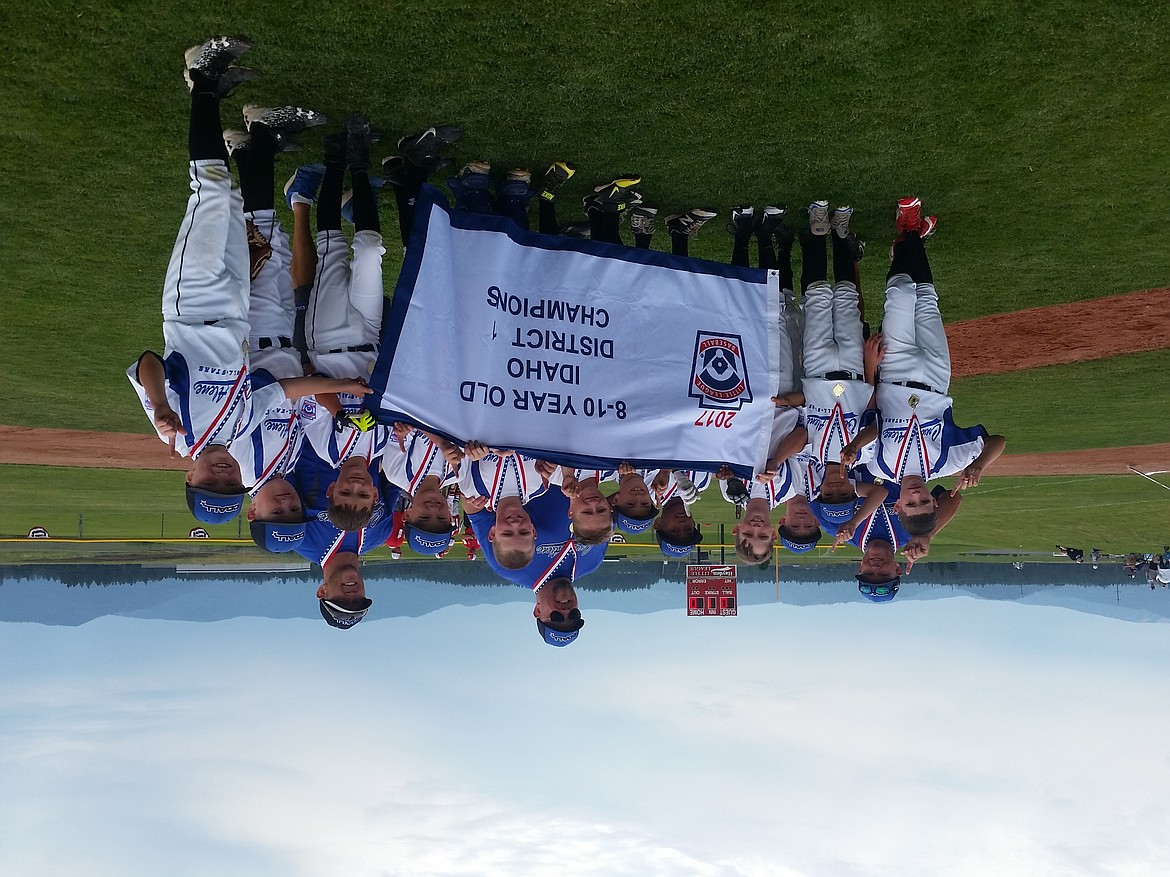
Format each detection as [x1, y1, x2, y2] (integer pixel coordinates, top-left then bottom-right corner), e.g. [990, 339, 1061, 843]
[317, 163, 344, 232]
[187, 87, 228, 164]
[731, 235, 751, 268]
[757, 234, 777, 270]
[235, 125, 278, 213]
[831, 231, 856, 285]
[349, 169, 381, 233]
[538, 200, 559, 235]
[888, 231, 932, 284]
[799, 229, 828, 292]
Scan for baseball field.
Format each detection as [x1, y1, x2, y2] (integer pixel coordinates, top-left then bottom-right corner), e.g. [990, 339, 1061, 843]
[2, 1, 1168, 558]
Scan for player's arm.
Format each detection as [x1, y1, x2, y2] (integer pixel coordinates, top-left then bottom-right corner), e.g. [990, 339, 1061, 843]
[279, 375, 373, 400]
[757, 425, 808, 480]
[135, 352, 184, 439]
[834, 484, 888, 546]
[840, 424, 878, 469]
[952, 434, 1006, 493]
[418, 429, 463, 469]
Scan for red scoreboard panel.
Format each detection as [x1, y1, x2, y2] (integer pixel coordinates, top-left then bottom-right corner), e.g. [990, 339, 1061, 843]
[686, 564, 738, 616]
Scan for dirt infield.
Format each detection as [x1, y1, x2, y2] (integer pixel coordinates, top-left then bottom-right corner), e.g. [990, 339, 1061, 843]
[947, 287, 1170, 378]
[3, 425, 1168, 478]
[3, 288, 1168, 476]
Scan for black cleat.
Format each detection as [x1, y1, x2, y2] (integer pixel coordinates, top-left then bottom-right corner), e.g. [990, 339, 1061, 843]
[344, 112, 383, 172]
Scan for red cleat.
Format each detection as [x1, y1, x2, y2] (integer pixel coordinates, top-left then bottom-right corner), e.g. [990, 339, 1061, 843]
[919, 215, 938, 239]
[895, 197, 922, 234]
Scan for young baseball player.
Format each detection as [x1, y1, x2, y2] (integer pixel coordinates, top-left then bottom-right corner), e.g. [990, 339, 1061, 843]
[462, 490, 589, 647]
[840, 198, 1006, 537]
[303, 113, 387, 423]
[648, 470, 710, 559]
[380, 423, 463, 556]
[457, 442, 551, 568]
[550, 468, 616, 547]
[129, 38, 345, 526]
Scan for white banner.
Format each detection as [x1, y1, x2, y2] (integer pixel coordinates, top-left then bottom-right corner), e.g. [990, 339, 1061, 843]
[370, 188, 782, 477]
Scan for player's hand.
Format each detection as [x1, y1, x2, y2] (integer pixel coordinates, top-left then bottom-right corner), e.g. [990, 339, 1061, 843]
[617, 462, 636, 476]
[154, 409, 185, 440]
[901, 536, 930, 572]
[440, 443, 463, 468]
[465, 440, 493, 461]
[864, 333, 887, 375]
[952, 465, 984, 495]
[534, 459, 557, 479]
[755, 469, 777, 484]
[392, 421, 412, 442]
[833, 521, 858, 549]
[771, 392, 799, 407]
[331, 377, 372, 396]
[839, 443, 859, 473]
[560, 477, 580, 497]
[461, 494, 488, 514]
[715, 465, 734, 481]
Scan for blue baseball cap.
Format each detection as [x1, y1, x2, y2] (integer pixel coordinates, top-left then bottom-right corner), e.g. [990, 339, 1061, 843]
[780, 528, 820, 554]
[186, 486, 244, 524]
[856, 576, 900, 602]
[249, 519, 308, 553]
[405, 524, 455, 556]
[536, 617, 584, 647]
[320, 597, 373, 629]
[811, 500, 857, 532]
[656, 529, 702, 559]
[614, 511, 657, 535]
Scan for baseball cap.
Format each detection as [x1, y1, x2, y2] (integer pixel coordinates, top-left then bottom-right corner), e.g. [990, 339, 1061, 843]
[186, 486, 245, 524]
[249, 519, 308, 553]
[614, 511, 657, 535]
[405, 524, 456, 556]
[811, 500, 857, 531]
[856, 575, 900, 602]
[536, 615, 584, 647]
[319, 597, 373, 629]
[779, 527, 820, 554]
[656, 529, 703, 559]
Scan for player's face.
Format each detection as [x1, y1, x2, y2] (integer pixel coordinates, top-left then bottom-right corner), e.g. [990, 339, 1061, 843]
[249, 478, 303, 522]
[654, 498, 695, 543]
[534, 578, 580, 626]
[858, 541, 902, 580]
[733, 505, 774, 559]
[405, 487, 454, 531]
[896, 476, 935, 516]
[187, 446, 245, 493]
[781, 497, 820, 540]
[569, 483, 612, 531]
[316, 554, 367, 606]
[613, 476, 655, 516]
[489, 504, 536, 555]
[328, 461, 378, 512]
[818, 468, 856, 504]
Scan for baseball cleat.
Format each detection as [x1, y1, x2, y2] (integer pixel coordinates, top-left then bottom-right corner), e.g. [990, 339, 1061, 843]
[397, 125, 463, 172]
[756, 205, 787, 238]
[185, 65, 260, 97]
[243, 105, 328, 151]
[895, 197, 922, 233]
[807, 200, 830, 236]
[919, 214, 938, 239]
[830, 205, 854, 239]
[380, 154, 452, 185]
[506, 168, 532, 185]
[222, 129, 251, 157]
[629, 205, 658, 237]
[727, 206, 755, 237]
[322, 132, 347, 167]
[344, 112, 383, 172]
[538, 161, 576, 202]
[390, 549, 402, 560]
[592, 176, 643, 213]
[284, 164, 327, 208]
[184, 36, 252, 79]
[340, 177, 387, 223]
[501, 168, 532, 200]
[457, 160, 492, 182]
[666, 208, 718, 238]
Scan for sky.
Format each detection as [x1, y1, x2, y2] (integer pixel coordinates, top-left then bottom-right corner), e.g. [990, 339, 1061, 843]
[2, 586, 1169, 877]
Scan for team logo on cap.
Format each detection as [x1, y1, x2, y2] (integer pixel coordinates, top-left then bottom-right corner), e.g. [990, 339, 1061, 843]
[689, 332, 752, 411]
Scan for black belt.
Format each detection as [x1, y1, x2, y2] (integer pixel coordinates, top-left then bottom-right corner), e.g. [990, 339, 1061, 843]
[324, 343, 378, 354]
[891, 380, 939, 393]
[256, 336, 293, 350]
[822, 370, 864, 382]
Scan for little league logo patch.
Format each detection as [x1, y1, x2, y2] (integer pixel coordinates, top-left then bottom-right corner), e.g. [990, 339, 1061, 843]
[301, 400, 318, 420]
[689, 331, 752, 411]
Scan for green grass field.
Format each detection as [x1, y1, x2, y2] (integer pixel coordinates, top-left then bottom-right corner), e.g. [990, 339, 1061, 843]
[4, 1, 1170, 429]
[2, 2, 1168, 559]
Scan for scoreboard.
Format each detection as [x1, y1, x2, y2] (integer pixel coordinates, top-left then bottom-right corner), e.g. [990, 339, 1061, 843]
[686, 564, 738, 616]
